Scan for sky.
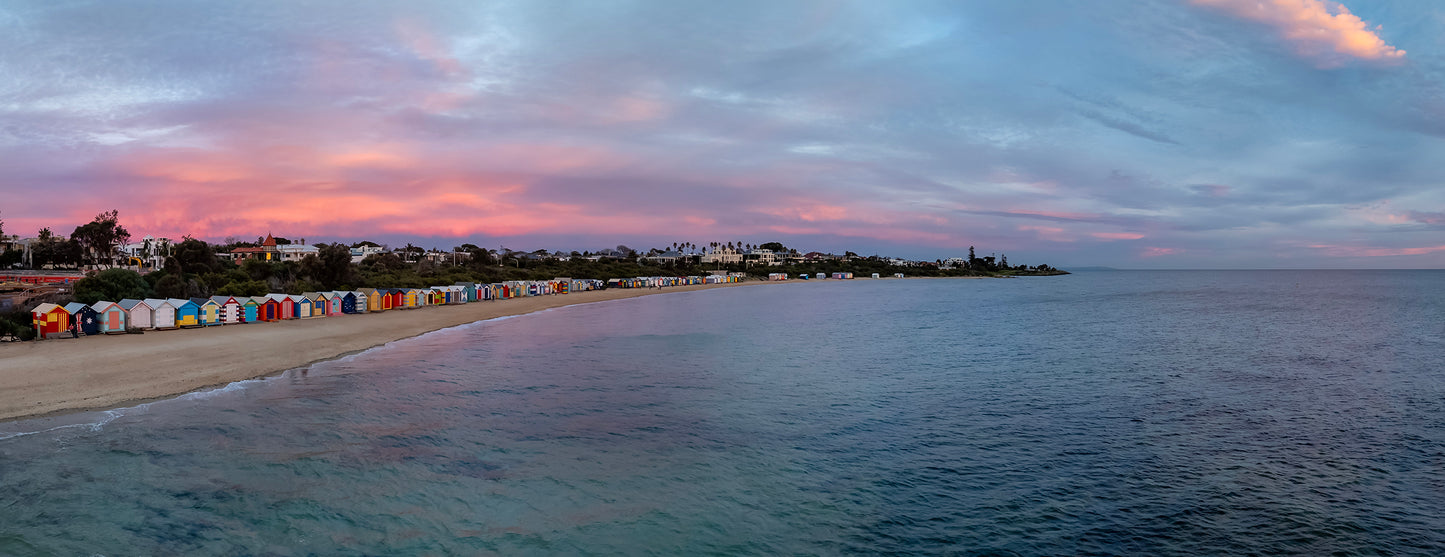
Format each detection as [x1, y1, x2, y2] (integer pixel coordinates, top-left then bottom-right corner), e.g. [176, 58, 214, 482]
[1, 0, 1443, 268]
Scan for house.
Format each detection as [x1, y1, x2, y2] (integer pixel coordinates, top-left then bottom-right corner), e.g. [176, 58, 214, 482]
[64, 302, 100, 336]
[641, 250, 682, 265]
[168, 298, 201, 328]
[229, 233, 283, 262]
[210, 296, 243, 324]
[91, 301, 128, 333]
[32, 303, 71, 338]
[743, 248, 778, 266]
[701, 246, 743, 265]
[349, 244, 386, 263]
[143, 298, 178, 329]
[190, 297, 222, 326]
[119, 299, 154, 330]
[276, 243, 319, 262]
[253, 296, 281, 322]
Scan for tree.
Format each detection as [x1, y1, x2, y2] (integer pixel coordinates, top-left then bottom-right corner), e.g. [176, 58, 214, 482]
[759, 242, 784, 252]
[29, 228, 81, 269]
[361, 252, 405, 271]
[174, 237, 220, 274]
[154, 274, 188, 298]
[73, 268, 151, 305]
[70, 210, 131, 268]
[314, 243, 353, 289]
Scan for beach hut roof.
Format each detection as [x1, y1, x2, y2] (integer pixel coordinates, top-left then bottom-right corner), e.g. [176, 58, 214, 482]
[63, 302, 91, 314]
[33, 303, 64, 314]
[118, 299, 151, 310]
[190, 297, 217, 307]
[302, 291, 326, 300]
[266, 293, 289, 302]
[210, 295, 238, 305]
[168, 298, 196, 308]
[91, 300, 119, 312]
[143, 298, 176, 309]
[287, 294, 307, 302]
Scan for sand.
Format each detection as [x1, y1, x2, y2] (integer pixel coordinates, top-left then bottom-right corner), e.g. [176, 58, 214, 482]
[0, 281, 768, 422]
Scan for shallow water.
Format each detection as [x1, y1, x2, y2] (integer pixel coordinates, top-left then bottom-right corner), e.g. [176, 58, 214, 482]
[1, 271, 1443, 555]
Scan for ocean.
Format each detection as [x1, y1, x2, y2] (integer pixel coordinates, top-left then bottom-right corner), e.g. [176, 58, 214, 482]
[1, 271, 1443, 555]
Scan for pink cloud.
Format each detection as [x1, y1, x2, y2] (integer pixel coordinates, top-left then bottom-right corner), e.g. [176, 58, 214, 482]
[1192, 0, 1405, 66]
[759, 204, 851, 222]
[1018, 225, 1075, 242]
[1308, 244, 1445, 257]
[1141, 247, 1181, 257]
[1091, 232, 1146, 240]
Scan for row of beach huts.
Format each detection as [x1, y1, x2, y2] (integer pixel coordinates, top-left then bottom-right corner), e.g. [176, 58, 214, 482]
[30, 274, 749, 339]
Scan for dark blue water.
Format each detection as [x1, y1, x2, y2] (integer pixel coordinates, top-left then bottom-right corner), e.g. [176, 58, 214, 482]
[2, 271, 1443, 555]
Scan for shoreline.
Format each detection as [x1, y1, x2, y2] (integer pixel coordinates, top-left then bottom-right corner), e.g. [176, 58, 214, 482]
[0, 280, 779, 423]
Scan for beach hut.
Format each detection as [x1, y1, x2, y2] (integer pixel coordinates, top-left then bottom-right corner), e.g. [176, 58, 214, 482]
[286, 295, 312, 319]
[455, 282, 478, 302]
[400, 289, 419, 308]
[323, 292, 343, 316]
[302, 292, 328, 318]
[351, 291, 370, 313]
[144, 298, 178, 329]
[91, 301, 127, 334]
[338, 291, 360, 314]
[253, 296, 281, 322]
[267, 294, 295, 320]
[240, 297, 259, 323]
[32, 303, 71, 338]
[168, 298, 201, 328]
[211, 296, 243, 324]
[119, 299, 154, 330]
[64, 302, 100, 336]
[358, 288, 384, 312]
[190, 297, 221, 326]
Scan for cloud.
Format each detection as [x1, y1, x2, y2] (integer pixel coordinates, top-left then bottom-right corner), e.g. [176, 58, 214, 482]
[1141, 247, 1182, 257]
[1308, 244, 1445, 257]
[1191, 0, 1405, 66]
[1091, 232, 1146, 240]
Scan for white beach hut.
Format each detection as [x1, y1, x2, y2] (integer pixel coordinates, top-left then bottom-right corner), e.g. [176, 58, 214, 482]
[144, 298, 178, 329]
[118, 299, 154, 330]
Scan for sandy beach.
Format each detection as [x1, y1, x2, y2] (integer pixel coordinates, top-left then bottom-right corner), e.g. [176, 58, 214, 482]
[0, 281, 768, 422]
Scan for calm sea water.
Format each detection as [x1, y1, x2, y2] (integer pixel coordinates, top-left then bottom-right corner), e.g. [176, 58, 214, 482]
[2, 271, 1443, 555]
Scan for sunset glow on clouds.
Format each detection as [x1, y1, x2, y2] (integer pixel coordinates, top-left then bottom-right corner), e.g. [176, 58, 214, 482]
[1, 1, 1443, 267]
[1192, 0, 1405, 65]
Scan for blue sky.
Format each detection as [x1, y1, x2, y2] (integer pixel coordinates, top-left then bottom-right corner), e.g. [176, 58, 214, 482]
[1, 0, 1442, 267]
